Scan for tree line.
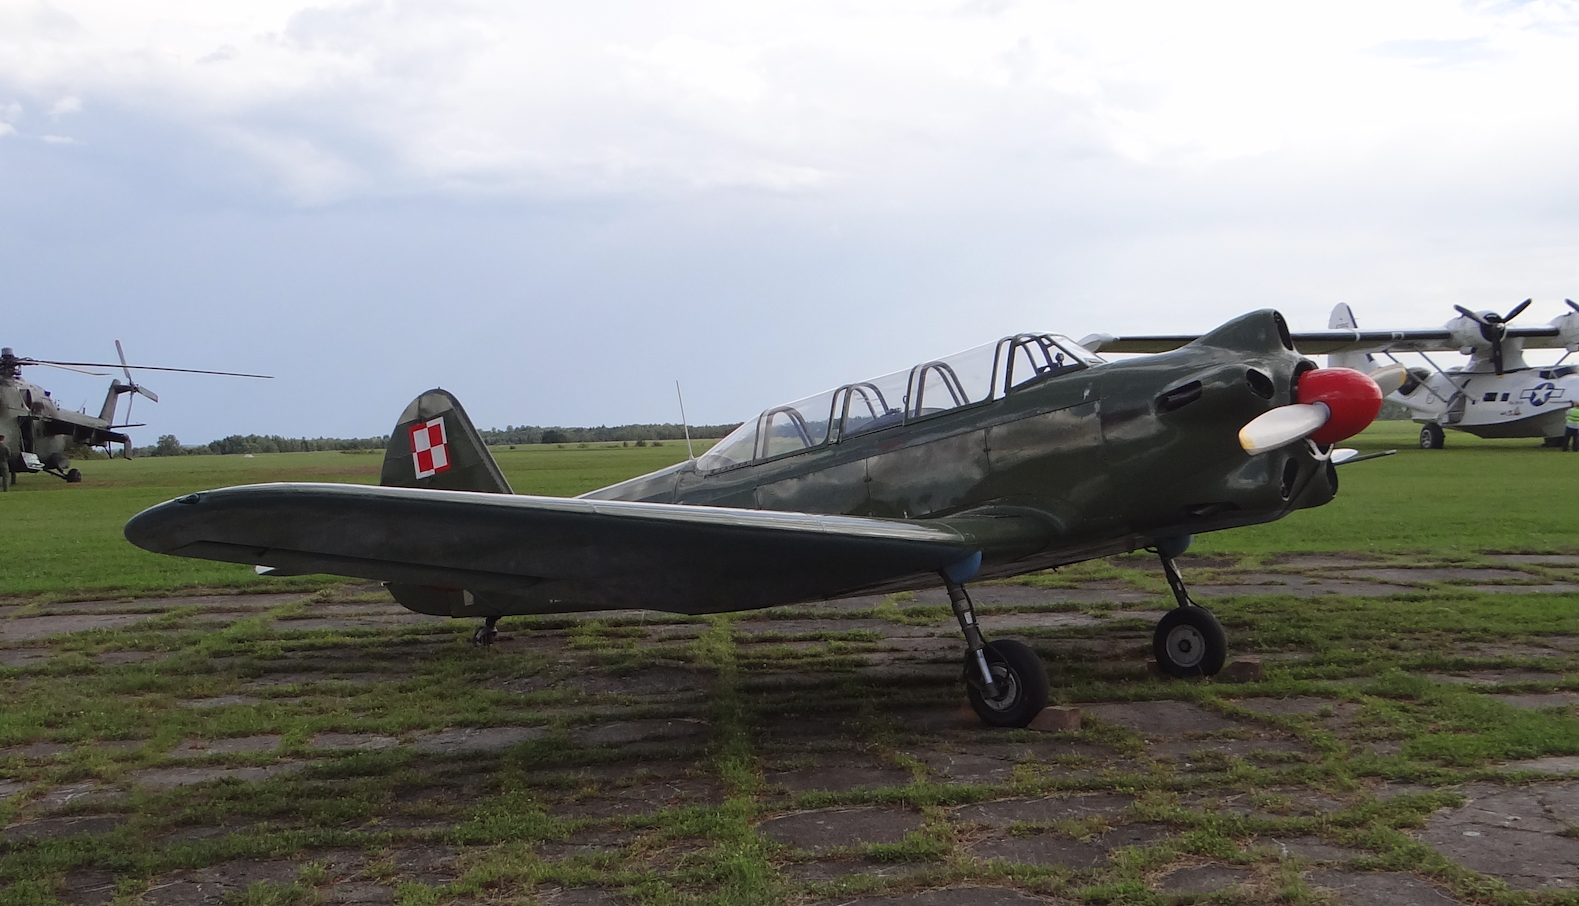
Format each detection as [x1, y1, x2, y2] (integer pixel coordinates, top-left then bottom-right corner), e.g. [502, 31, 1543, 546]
[137, 422, 739, 457]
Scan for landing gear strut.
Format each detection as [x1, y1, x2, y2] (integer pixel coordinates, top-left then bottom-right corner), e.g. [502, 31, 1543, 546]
[472, 616, 500, 647]
[1153, 553, 1227, 678]
[944, 575, 1049, 727]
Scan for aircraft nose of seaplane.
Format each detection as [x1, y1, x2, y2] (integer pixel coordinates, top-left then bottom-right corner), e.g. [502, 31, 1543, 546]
[1238, 365, 1400, 455]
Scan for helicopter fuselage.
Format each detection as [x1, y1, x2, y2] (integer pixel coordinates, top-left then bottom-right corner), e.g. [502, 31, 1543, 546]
[0, 357, 128, 482]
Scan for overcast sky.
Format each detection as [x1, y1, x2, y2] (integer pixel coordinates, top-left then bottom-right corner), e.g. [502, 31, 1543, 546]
[3, 0, 1578, 442]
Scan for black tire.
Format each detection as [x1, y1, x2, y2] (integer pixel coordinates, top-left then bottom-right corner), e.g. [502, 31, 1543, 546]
[65, 469, 82, 483]
[1153, 606, 1228, 678]
[1419, 424, 1445, 450]
[964, 639, 1050, 728]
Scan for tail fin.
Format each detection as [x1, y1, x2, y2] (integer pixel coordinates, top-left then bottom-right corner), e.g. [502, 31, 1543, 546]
[383, 389, 511, 618]
[381, 389, 512, 493]
[1326, 303, 1376, 373]
[1328, 303, 1359, 330]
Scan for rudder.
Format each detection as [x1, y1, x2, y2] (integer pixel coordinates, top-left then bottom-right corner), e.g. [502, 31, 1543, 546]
[381, 389, 513, 494]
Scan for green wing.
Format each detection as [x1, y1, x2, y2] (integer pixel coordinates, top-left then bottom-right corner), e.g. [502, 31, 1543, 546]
[125, 483, 1048, 616]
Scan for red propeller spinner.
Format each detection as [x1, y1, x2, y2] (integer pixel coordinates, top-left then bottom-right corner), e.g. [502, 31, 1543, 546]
[1239, 365, 1400, 455]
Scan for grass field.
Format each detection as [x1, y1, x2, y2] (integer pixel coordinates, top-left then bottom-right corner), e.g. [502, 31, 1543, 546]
[5, 422, 1579, 904]
[0, 421, 1573, 597]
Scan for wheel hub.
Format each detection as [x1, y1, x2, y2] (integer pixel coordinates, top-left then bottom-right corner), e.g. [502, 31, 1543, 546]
[979, 663, 1021, 712]
[1165, 625, 1206, 668]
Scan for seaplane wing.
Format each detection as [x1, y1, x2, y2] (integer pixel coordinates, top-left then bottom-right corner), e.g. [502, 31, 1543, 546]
[1083, 326, 1564, 356]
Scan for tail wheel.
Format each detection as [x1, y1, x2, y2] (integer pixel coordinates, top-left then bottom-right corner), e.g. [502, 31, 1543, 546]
[65, 469, 82, 483]
[1153, 606, 1228, 678]
[965, 639, 1050, 728]
[1419, 424, 1445, 449]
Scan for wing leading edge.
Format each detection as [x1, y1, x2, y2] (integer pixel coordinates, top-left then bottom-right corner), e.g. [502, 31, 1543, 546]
[125, 483, 1051, 616]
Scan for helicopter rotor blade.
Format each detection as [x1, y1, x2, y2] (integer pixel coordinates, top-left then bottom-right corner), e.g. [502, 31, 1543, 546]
[31, 361, 272, 378]
[22, 361, 109, 376]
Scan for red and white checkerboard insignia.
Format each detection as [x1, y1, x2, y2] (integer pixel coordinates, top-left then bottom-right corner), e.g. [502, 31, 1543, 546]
[409, 416, 451, 479]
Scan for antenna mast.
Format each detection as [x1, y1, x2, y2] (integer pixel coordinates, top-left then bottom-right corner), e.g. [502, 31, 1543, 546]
[675, 381, 695, 461]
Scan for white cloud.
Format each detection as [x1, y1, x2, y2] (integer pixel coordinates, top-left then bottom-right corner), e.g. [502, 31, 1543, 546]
[49, 94, 80, 115]
[0, 1, 1571, 203]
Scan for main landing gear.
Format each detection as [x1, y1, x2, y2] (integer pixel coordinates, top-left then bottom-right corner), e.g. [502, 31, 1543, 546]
[1153, 552, 1228, 678]
[945, 574, 1050, 727]
[472, 615, 500, 647]
[1419, 423, 1445, 450]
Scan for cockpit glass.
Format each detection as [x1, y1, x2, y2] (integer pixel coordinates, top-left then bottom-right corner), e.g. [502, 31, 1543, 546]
[1004, 334, 1093, 391]
[698, 420, 757, 471]
[695, 332, 1101, 472]
[906, 340, 1001, 419]
[838, 370, 909, 439]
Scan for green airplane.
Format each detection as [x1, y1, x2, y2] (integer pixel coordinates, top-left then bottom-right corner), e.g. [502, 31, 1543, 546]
[126, 309, 1386, 727]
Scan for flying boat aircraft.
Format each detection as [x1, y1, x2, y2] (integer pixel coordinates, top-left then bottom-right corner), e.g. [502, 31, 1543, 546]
[126, 310, 1386, 727]
[1082, 300, 1579, 449]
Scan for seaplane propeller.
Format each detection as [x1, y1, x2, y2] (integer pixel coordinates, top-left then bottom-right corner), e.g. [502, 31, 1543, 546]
[1454, 299, 1533, 375]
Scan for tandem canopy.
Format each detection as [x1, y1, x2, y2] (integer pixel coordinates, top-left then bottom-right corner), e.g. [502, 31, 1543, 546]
[697, 332, 1103, 473]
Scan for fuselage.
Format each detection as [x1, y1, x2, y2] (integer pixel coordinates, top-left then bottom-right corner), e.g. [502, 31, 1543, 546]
[584, 310, 1338, 586]
[1395, 363, 1579, 438]
[0, 375, 73, 472]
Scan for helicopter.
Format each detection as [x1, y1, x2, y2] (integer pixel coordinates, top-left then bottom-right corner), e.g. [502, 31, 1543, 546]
[1, 343, 270, 483]
[1083, 300, 1579, 449]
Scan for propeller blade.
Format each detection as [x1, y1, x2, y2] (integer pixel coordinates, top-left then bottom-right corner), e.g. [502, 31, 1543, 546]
[1367, 363, 1409, 396]
[1454, 304, 1489, 325]
[115, 339, 135, 385]
[137, 386, 159, 403]
[1505, 298, 1533, 322]
[1332, 448, 1398, 466]
[1239, 403, 1329, 455]
[1567, 299, 1578, 314]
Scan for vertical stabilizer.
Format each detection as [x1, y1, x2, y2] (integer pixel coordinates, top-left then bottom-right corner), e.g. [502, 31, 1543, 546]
[381, 389, 513, 494]
[382, 389, 512, 618]
[1326, 303, 1376, 373]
